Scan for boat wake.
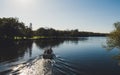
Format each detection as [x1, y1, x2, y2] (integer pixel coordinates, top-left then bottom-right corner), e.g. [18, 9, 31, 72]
[9, 48, 85, 75]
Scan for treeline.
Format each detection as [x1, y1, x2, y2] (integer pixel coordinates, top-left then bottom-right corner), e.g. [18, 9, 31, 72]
[34, 28, 107, 37]
[0, 17, 32, 40]
[0, 17, 107, 40]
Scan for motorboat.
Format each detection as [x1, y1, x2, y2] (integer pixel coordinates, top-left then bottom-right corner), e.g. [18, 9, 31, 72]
[42, 48, 55, 59]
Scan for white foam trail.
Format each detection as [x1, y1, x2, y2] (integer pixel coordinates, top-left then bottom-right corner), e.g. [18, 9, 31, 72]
[12, 58, 53, 75]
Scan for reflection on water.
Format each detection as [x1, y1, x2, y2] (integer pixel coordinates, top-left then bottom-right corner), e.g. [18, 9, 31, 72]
[0, 38, 81, 62]
[0, 37, 120, 75]
[0, 40, 33, 75]
[0, 40, 33, 62]
[10, 48, 82, 75]
[35, 38, 87, 49]
[105, 36, 120, 66]
[11, 48, 55, 75]
[0, 38, 87, 75]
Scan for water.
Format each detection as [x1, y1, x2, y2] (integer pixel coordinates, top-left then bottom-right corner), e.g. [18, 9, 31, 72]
[0, 37, 120, 75]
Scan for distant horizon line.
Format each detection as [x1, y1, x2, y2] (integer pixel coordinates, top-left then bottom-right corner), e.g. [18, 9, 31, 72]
[32, 27, 109, 34]
[0, 17, 110, 34]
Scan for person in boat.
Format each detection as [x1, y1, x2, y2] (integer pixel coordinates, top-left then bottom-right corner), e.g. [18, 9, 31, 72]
[43, 48, 54, 59]
[44, 48, 53, 54]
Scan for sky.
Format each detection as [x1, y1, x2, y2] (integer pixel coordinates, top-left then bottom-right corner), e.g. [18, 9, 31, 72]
[0, 0, 120, 33]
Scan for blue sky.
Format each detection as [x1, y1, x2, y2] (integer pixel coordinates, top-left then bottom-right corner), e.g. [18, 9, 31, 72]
[0, 0, 120, 33]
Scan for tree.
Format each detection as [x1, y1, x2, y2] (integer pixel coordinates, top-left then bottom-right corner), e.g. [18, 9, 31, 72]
[25, 23, 33, 38]
[0, 17, 26, 39]
[103, 22, 120, 66]
[36, 28, 48, 36]
[114, 22, 120, 30]
[70, 29, 79, 37]
[106, 22, 120, 50]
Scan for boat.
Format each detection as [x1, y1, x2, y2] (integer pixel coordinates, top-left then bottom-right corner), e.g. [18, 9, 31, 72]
[42, 48, 55, 59]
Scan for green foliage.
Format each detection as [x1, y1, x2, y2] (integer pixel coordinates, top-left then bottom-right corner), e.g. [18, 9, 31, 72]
[35, 28, 106, 37]
[105, 22, 120, 65]
[0, 17, 32, 39]
[114, 22, 120, 30]
[106, 22, 120, 50]
[0, 17, 107, 40]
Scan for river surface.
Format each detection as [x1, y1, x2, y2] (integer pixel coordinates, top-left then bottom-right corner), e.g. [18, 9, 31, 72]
[0, 37, 120, 75]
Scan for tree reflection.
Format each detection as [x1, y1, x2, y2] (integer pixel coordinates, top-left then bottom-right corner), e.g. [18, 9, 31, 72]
[0, 40, 33, 62]
[35, 38, 64, 49]
[105, 36, 120, 65]
[0, 37, 88, 62]
[34, 37, 88, 49]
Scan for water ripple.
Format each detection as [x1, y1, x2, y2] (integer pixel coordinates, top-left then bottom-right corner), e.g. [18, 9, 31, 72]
[8, 54, 87, 75]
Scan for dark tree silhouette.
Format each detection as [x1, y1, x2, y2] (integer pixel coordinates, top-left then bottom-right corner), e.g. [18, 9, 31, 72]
[0, 17, 33, 39]
[0, 17, 107, 40]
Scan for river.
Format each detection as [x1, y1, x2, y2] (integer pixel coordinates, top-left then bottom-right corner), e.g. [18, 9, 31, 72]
[0, 37, 120, 75]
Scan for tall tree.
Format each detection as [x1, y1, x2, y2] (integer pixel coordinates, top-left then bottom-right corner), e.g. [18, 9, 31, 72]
[25, 23, 33, 38]
[0, 17, 26, 39]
